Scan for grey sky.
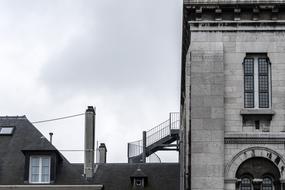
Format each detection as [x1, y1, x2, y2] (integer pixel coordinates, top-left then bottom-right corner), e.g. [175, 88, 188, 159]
[0, 0, 182, 162]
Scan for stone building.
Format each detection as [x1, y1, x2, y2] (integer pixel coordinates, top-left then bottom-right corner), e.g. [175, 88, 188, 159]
[180, 0, 285, 190]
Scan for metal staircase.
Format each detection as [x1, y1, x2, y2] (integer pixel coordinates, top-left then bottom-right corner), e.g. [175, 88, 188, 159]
[127, 112, 180, 163]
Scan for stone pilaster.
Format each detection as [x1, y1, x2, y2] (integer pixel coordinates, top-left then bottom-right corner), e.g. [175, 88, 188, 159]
[190, 42, 225, 190]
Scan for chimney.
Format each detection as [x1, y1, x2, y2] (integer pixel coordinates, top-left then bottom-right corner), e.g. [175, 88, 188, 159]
[49, 132, 53, 144]
[97, 143, 107, 163]
[84, 106, 95, 179]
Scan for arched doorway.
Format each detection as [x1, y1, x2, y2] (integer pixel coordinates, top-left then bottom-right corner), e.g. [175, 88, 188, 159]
[236, 157, 281, 190]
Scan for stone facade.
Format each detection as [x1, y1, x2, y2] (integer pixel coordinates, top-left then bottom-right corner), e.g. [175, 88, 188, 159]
[180, 1, 285, 190]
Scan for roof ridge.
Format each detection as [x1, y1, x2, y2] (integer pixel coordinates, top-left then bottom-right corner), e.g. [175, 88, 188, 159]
[0, 116, 27, 120]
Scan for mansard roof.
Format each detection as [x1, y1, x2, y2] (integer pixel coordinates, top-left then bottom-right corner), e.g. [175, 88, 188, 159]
[0, 116, 179, 189]
[0, 116, 85, 185]
[72, 163, 180, 190]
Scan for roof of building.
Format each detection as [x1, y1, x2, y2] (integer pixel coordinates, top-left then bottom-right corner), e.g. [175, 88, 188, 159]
[0, 116, 86, 185]
[0, 116, 179, 190]
[95, 163, 179, 190]
[71, 163, 179, 190]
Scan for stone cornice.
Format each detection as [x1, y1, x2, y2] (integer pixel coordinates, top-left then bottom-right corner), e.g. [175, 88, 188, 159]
[225, 133, 285, 144]
[184, 3, 285, 23]
[184, 0, 285, 5]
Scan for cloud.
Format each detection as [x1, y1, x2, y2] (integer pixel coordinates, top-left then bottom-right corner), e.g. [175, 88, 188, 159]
[39, 0, 182, 96]
[0, 0, 182, 162]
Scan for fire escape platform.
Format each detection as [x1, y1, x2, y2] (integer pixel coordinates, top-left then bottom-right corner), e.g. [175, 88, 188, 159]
[127, 113, 180, 163]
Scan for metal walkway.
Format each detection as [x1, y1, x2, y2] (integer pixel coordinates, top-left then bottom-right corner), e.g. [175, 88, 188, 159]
[127, 112, 180, 163]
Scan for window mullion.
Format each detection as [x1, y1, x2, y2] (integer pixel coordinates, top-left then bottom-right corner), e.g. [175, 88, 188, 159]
[39, 157, 42, 182]
[254, 58, 259, 108]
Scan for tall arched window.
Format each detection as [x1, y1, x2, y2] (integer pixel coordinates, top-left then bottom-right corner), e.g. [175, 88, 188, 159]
[240, 178, 252, 190]
[262, 177, 273, 190]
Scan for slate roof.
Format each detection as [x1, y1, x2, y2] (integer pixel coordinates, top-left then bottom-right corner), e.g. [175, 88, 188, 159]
[0, 116, 86, 185]
[71, 163, 180, 190]
[0, 116, 179, 190]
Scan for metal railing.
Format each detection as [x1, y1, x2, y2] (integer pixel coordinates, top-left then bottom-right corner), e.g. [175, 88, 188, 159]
[127, 112, 180, 159]
[128, 139, 143, 158]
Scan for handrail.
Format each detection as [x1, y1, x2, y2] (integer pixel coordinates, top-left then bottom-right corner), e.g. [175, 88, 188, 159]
[127, 112, 180, 159]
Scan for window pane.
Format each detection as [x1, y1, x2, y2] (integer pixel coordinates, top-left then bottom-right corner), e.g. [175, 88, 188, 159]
[31, 158, 40, 167]
[42, 158, 50, 167]
[259, 58, 268, 74]
[244, 58, 254, 108]
[41, 174, 50, 182]
[241, 178, 252, 190]
[31, 174, 39, 182]
[31, 166, 40, 174]
[259, 75, 269, 91]
[262, 177, 272, 190]
[245, 93, 254, 108]
[244, 58, 254, 74]
[258, 57, 270, 108]
[42, 166, 49, 175]
[259, 93, 269, 108]
[0, 127, 14, 134]
[245, 76, 254, 91]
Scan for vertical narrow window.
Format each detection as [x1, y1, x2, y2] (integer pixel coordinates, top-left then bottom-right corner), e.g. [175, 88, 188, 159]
[29, 156, 50, 183]
[258, 58, 269, 108]
[243, 55, 271, 109]
[244, 58, 254, 108]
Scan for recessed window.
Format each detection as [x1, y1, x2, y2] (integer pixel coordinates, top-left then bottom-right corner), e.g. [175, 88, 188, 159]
[0, 127, 14, 135]
[29, 156, 51, 183]
[135, 179, 142, 186]
[243, 55, 271, 109]
[240, 177, 252, 190]
[262, 177, 273, 190]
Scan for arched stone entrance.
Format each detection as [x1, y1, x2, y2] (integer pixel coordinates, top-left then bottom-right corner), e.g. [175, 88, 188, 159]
[236, 157, 280, 190]
[225, 147, 285, 190]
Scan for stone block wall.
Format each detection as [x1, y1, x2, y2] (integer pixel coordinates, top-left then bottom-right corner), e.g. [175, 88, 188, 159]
[189, 41, 225, 190]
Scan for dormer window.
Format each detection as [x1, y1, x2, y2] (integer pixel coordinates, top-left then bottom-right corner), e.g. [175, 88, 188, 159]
[130, 168, 147, 189]
[22, 150, 62, 184]
[135, 178, 143, 187]
[29, 156, 51, 183]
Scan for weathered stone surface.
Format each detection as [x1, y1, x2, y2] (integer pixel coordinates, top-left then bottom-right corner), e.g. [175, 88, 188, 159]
[181, 1, 285, 190]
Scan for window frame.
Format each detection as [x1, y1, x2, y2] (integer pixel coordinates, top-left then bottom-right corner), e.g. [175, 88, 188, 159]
[0, 126, 15, 135]
[240, 177, 252, 190]
[29, 156, 51, 184]
[243, 55, 271, 109]
[262, 176, 274, 190]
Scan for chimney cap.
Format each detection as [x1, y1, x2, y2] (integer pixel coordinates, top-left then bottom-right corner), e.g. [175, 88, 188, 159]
[86, 106, 95, 113]
[99, 143, 107, 151]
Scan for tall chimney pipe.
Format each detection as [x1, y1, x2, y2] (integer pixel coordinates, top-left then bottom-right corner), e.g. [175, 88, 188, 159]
[49, 132, 53, 144]
[84, 106, 95, 179]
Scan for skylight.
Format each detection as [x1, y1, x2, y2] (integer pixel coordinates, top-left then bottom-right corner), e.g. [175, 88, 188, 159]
[0, 127, 14, 135]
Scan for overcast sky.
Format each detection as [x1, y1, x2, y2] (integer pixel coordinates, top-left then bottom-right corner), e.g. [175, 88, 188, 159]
[0, 0, 182, 163]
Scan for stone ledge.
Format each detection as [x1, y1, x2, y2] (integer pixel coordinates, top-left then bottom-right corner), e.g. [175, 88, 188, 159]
[240, 108, 275, 115]
[226, 132, 285, 138]
[189, 25, 285, 32]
